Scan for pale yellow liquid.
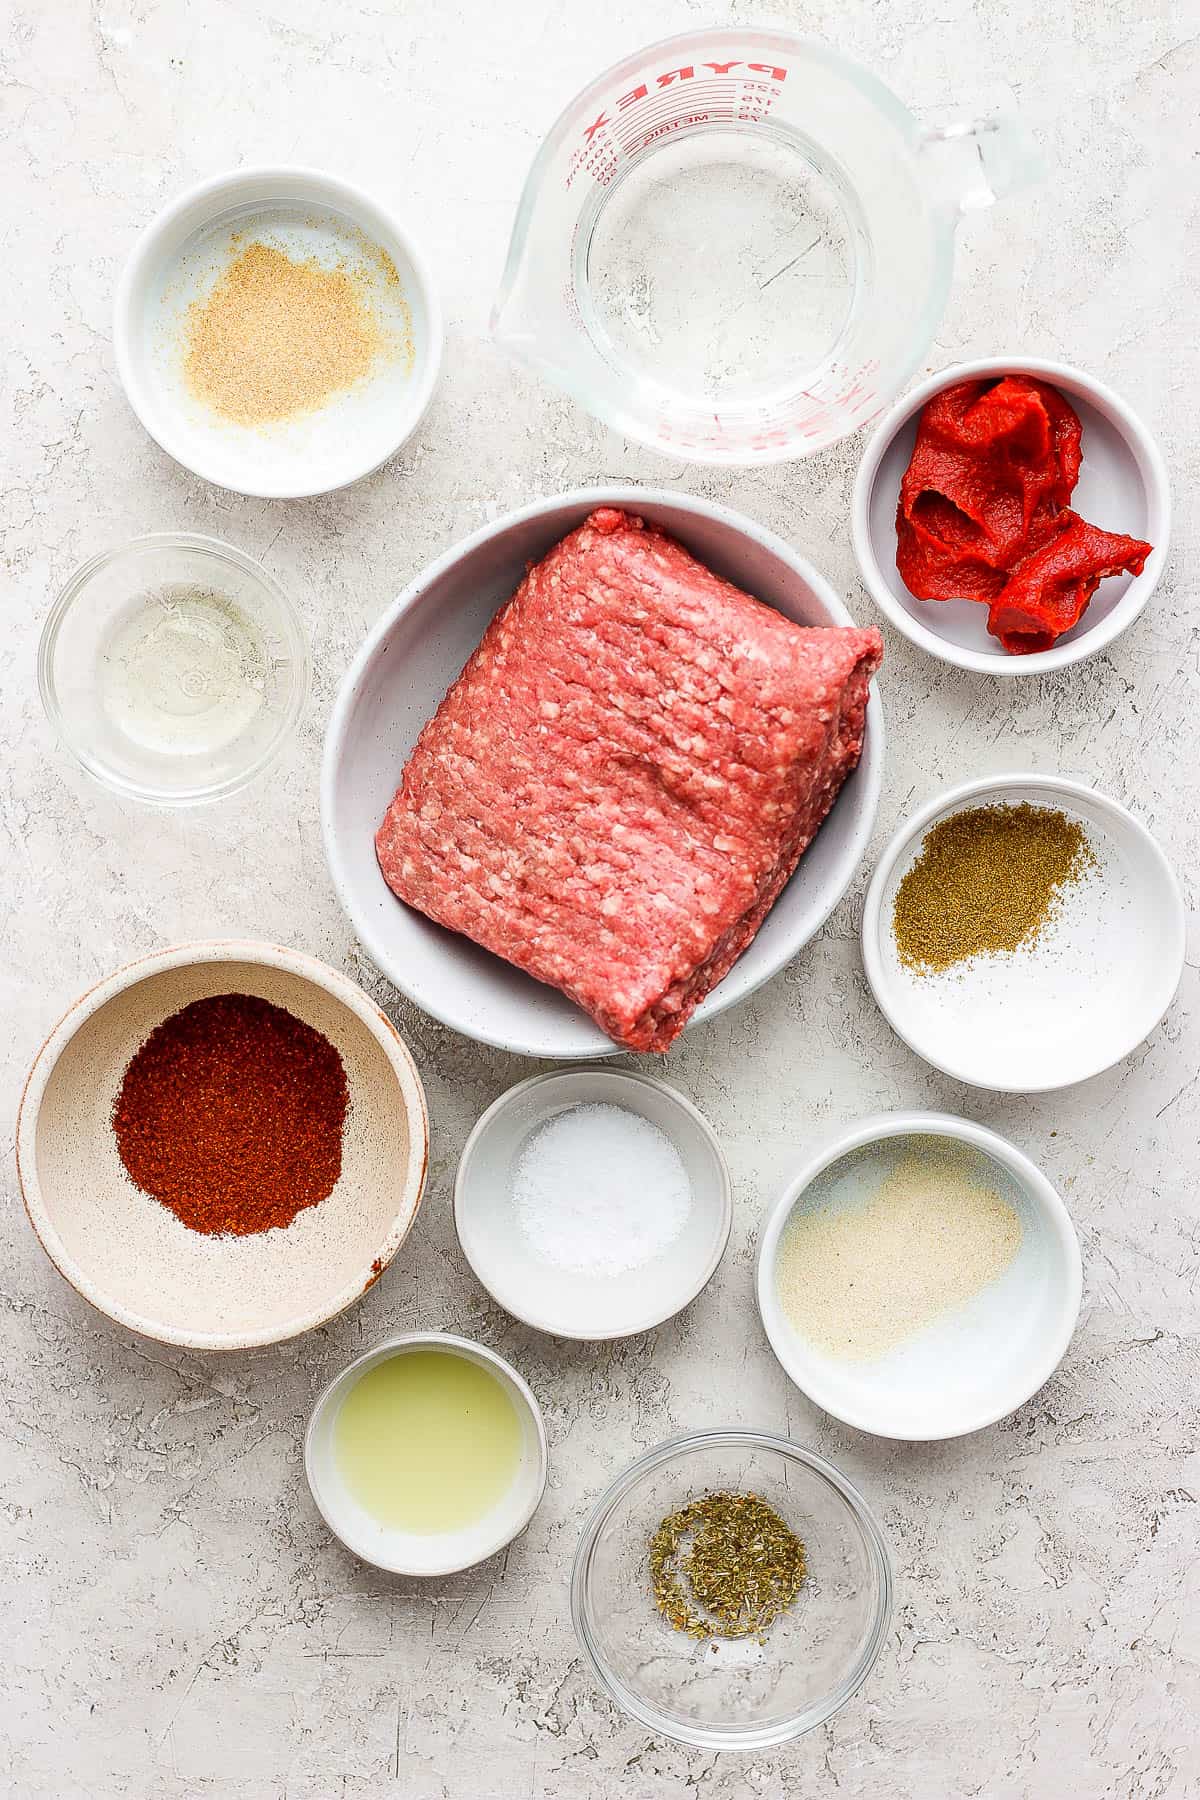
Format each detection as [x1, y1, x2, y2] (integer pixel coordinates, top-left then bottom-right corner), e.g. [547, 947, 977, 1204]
[333, 1350, 523, 1534]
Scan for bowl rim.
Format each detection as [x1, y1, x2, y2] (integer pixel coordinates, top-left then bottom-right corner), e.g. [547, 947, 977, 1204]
[320, 483, 886, 1058]
[850, 355, 1172, 675]
[303, 1329, 548, 1576]
[37, 530, 311, 807]
[860, 771, 1187, 1091]
[453, 1067, 734, 1341]
[15, 939, 430, 1350]
[112, 163, 444, 499]
[754, 1110, 1084, 1440]
[570, 1426, 894, 1748]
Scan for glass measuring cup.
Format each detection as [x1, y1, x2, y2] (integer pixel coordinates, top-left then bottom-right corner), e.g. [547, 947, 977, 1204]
[492, 29, 1039, 465]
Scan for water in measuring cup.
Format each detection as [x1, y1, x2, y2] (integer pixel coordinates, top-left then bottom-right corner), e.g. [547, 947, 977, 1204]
[98, 582, 266, 757]
[582, 124, 858, 406]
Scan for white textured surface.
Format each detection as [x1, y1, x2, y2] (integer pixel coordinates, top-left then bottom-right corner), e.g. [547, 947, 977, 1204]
[3, 2, 1198, 1795]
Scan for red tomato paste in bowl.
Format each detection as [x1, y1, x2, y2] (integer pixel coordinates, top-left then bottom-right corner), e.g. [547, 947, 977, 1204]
[896, 376, 1152, 654]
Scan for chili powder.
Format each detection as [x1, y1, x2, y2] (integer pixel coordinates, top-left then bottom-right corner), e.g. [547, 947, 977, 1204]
[112, 993, 349, 1235]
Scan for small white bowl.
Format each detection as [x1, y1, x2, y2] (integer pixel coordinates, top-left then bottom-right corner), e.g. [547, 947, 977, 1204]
[455, 1069, 732, 1340]
[322, 485, 884, 1060]
[304, 1331, 547, 1575]
[756, 1112, 1083, 1440]
[16, 941, 429, 1349]
[851, 357, 1170, 674]
[861, 773, 1185, 1092]
[114, 166, 443, 498]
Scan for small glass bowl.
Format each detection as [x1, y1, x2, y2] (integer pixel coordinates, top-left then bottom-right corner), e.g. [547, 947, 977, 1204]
[571, 1429, 892, 1749]
[38, 532, 309, 806]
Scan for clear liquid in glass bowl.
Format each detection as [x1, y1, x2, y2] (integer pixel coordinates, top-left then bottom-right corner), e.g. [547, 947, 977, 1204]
[39, 534, 308, 806]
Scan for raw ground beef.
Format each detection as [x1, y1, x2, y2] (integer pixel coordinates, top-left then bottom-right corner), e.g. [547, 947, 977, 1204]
[375, 508, 882, 1051]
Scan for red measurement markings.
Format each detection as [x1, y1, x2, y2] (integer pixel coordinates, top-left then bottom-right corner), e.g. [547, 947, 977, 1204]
[566, 129, 621, 190]
[577, 57, 789, 147]
[615, 79, 778, 128]
[616, 80, 745, 120]
[567, 65, 786, 192]
[612, 85, 767, 155]
[621, 108, 738, 155]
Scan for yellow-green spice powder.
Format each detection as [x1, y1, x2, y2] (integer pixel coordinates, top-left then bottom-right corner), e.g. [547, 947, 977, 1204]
[893, 802, 1096, 974]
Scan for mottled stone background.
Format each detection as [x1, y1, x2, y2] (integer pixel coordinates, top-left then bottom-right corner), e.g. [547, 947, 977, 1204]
[2, 1, 1197, 1795]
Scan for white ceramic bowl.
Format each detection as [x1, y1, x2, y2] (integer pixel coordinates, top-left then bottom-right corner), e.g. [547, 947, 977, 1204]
[851, 357, 1170, 674]
[304, 1331, 547, 1575]
[322, 486, 885, 1059]
[455, 1068, 732, 1340]
[16, 942, 429, 1349]
[861, 773, 1185, 1092]
[756, 1112, 1083, 1439]
[114, 166, 442, 498]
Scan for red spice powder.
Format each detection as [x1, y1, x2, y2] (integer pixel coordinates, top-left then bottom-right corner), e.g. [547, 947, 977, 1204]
[112, 993, 349, 1236]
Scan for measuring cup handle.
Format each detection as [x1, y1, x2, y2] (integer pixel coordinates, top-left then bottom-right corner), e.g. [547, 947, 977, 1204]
[919, 96, 1043, 214]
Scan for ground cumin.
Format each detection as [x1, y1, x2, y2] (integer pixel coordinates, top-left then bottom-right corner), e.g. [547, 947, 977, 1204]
[893, 802, 1096, 973]
[183, 240, 386, 426]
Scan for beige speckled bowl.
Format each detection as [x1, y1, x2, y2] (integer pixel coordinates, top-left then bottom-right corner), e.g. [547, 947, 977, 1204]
[16, 942, 429, 1350]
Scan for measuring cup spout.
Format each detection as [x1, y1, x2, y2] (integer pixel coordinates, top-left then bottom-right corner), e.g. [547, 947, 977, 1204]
[918, 98, 1042, 214]
[490, 149, 568, 355]
[490, 254, 537, 359]
[490, 233, 571, 394]
[491, 189, 604, 414]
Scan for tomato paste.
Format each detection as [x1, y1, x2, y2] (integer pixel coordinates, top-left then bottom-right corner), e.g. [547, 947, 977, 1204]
[988, 513, 1153, 653]
[896, 376, 1152, 653]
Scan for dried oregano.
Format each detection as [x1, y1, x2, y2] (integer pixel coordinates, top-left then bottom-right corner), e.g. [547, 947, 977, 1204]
[649, 1490, 806, 1642]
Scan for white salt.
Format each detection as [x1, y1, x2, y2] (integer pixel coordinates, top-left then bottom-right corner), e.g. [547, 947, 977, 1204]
[513, 1103, 692, 1275]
